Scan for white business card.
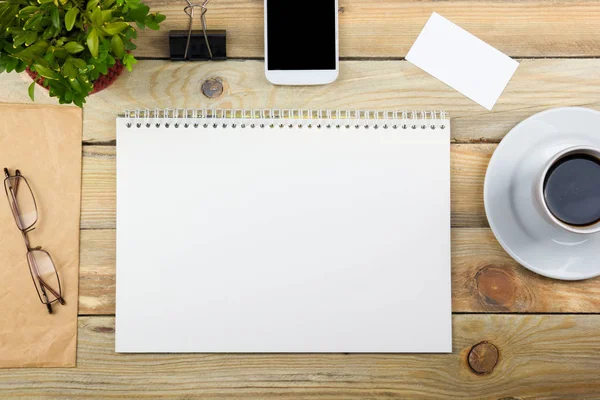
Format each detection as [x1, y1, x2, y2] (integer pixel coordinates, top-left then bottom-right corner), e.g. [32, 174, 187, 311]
[406, 12, 519, 110]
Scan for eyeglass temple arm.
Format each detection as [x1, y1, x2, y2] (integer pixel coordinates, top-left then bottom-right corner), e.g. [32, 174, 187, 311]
[4, 168, 22, 192]
[39, 277, 65, 305]
[39, 284, 53, 314]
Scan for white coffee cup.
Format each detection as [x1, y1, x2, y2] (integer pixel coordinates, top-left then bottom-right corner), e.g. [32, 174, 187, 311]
[533, 145, 600, 235]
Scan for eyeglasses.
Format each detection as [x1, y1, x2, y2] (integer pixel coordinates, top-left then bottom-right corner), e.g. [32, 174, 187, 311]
[3, 168, 65, 314]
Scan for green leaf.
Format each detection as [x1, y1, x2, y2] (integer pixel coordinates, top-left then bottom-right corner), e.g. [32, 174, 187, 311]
[128, 4, 149, 21]
[96, 60, 108, 74]
[63, 60, 78, 79]
[25, 31, 38, 46]
[86, 0, 99, 12]
[50, 6, 59, 28]
[43, 50, 55, 64]
[15, 60, 27, 73]
[71, 58, 87, 69]
[28, 81, 35, 101]
[110, 34, 124, 58]
[123, 41, 136, 51]
[64, 89, 73, 103]
[5, 57, 18, 73]
[65, 7, 78, 31]
[123, 53, 136, 72]
[18, 6, 39, 17]
[52, 47, 68, 58]
[145, 20, 159, 30]
[0, 5, 19, 27]
[90, 7, 102, 26]
[87, 28, 99, 58]
[103, 21, 128, 35]
[101, 10, 112, 22]
[47, 81, 65, 97]
[155, 13, 166, 23]
[43, 26, 57, 39]
[64, 41, 85, 53]
[13, 33, 27, 47]
[33, 63, 61, 80]
[73, 93, 84, 108]
[123, 26, 136, 40]
[38, 0, 54, 4]
[13, 40, 49, 64]
[69, 75, 82, 92]
[23, 13, 42, 30]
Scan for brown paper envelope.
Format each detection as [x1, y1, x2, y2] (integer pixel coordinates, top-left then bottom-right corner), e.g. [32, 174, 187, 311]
[0, 103, 82, 368]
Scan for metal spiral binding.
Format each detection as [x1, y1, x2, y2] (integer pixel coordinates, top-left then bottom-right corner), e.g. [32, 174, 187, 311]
[123, 109, 448, 130]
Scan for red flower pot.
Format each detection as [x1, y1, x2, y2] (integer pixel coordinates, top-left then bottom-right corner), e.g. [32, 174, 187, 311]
[26, 60, 125, 95]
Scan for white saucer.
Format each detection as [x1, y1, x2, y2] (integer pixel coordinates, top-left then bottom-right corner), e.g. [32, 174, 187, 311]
[484, 107, 600, 280]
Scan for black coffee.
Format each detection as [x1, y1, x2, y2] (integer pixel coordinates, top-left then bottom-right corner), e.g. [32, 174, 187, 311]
[543, 153, 600, 226]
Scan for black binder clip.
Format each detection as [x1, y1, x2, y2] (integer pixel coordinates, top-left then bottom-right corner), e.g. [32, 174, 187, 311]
[169, 0, 227, 61]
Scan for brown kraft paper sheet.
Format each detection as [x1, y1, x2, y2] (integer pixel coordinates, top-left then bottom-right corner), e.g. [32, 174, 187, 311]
[0, 103, 82, 368]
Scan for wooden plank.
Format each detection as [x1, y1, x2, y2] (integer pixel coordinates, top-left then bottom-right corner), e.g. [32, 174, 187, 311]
[82, 146, 116, 230]
[80, 229, 116, 315]
[79, 228, 600, 315]
[131, 0, 600, 59]
[1, 315, 599, 398]
[2, 60, 600, 144]
[452, 228, 600, 313]
[81, 144, 491, 230]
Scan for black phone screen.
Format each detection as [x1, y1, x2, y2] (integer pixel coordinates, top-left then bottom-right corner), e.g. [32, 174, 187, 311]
[266, 1, 337, 70]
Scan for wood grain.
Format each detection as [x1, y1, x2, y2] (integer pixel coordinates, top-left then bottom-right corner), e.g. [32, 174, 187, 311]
[127, 0, 600, 59]
[0, 315, 599, 398]
[2, 59, 600, 144]
[452, 228, 600, 313]
[2, 1, 600, 396]
[80, 144, 491, 229]
[79, 228, 600, 315]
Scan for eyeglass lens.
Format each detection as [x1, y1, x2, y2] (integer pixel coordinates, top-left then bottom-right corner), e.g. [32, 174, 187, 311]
[4, 175, 37, 231]
[27, 250, 62, 305]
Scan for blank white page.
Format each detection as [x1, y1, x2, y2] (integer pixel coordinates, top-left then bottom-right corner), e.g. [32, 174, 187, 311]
[115, 117, 451, 353]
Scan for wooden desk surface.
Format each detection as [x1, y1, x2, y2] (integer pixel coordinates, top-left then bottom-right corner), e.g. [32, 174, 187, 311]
[2, 1, 600, 398]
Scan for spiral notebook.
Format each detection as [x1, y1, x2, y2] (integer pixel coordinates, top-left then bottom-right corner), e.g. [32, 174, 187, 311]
[116, 109, 452, 353]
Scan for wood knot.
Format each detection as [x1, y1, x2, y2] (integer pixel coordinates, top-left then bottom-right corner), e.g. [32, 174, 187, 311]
[468, 341, 499, 375]
[92, 325, 115, 334]
[475, 265, 519, 311]
[338, 6, 345, 13]
[201, 77, 224, 99]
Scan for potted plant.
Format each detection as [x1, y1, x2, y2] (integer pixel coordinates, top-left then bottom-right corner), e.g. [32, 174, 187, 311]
[0, 0, 165, 106]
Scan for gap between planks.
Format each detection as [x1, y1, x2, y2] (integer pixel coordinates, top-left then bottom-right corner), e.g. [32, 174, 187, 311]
[3, 59, 600, 145]
[1, 315, 599, 399]
[79, 143, 496, 230]
[78, 227, 600, 315]
[131, 0, 600, 59]
[0, 57, 600, 144]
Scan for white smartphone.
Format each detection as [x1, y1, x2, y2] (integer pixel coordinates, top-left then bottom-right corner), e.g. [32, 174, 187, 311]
[264, 0, 339, 85]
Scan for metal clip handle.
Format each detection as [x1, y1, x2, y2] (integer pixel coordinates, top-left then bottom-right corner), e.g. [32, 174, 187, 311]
[183, 0, 213, 60]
